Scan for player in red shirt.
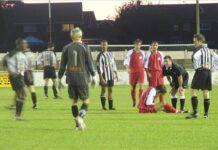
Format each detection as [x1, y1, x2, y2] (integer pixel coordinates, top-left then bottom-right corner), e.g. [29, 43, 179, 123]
[145, 41, 164, 102]
[139, 85, 177, 113]
[124, 39, 146, 107]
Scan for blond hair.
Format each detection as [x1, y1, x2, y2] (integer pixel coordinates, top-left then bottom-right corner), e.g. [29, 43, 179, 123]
[70, 27, 83, 41]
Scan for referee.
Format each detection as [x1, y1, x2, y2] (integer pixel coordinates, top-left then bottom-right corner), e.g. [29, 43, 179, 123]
[186, 34, 214, 119]
[163, 55, 189, 113]
[97, 40, 118, 110]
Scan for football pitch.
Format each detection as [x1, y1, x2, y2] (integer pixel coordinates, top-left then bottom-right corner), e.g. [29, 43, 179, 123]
[0, 85, 218, 150]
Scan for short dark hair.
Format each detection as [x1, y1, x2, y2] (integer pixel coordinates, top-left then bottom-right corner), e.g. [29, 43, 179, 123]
[134, 38, 142, 44]
[193, 34, 206, 43]
[164, 55, 172, 61]
[155, 85, 167, 94]
[15, 38, 24, 46]
[101, 40, 108, 43]
[151, 40, 158, 45]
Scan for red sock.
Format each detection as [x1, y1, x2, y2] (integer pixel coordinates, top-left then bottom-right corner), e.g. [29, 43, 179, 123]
[164, 104, 176, 113]
[159, 95, 164, 102]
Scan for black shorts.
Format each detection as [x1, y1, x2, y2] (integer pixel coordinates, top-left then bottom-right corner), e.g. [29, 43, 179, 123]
[191, 68, 212, 91]
[100, 80, 114, 87]
[68, 85, 89, 100]
[172, 72, 189, 89]
[24, 70, 34, 86]
[43, 66, 57, 79]
[9, 74, 26, 91]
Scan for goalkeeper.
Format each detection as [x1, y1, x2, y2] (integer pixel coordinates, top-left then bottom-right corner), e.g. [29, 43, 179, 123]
[58, 27, 96, 130]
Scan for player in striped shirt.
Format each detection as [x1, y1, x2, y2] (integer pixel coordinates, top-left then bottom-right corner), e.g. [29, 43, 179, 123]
[23, 40, 38, 109]
[37, 43, 60, 99]
[124, 39, 146, 107]
[186, 34, 214, 119]
[97, 40, 118, 110]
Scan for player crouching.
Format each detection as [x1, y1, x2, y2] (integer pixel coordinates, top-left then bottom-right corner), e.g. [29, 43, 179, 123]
[138, 85, 177, 113]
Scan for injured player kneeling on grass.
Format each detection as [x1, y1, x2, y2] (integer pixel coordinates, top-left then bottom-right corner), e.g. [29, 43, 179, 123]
[138, 85, 177, 113]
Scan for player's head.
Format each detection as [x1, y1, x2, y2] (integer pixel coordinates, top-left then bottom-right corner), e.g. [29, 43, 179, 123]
[70, 27, 83, 42]
[150, 41, 159, 52]
[164, 55, 173, 68]
[15, 38, 26, 52]
[134, 38, 142, 50]
[101, 40, 108, 52]
[22, 40, 30, 51]
[193, 33, 206, 48]
[155, 85, 167, 96]
[47, 42, 54, 51]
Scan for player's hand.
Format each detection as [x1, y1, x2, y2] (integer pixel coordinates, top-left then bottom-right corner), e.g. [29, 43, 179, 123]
[100, 77, 106, 86]
[91, 76, 97, 88]
[147, 72, 151, 78]
[115, 74, 119, 81]
[127, 68, 131, 74]
[58, 79, 65, 90]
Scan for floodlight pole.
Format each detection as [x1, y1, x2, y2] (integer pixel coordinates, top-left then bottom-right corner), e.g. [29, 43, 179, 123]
[48, 0, 52, 43]
[196, 0, 200, 34]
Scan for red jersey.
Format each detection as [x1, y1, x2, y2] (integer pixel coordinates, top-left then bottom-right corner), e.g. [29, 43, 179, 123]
[145, 51, 164, 71]
[124, 49, 146, 73]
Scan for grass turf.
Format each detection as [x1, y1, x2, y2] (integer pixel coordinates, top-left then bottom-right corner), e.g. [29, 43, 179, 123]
[0, 85, 218, 150]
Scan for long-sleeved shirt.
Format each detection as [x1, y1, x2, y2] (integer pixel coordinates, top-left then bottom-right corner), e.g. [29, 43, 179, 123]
[58, 42, 95, 86]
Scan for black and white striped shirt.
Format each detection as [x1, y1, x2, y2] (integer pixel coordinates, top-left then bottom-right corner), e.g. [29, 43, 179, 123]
[98, 51, 117, 81]
[192, 45, 214, 70]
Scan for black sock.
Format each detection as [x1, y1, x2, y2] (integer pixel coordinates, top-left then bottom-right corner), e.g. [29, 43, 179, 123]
[109, 99, 113, 109]
[100, 96, 106, 109]
[44, 86, 48, 97]
[52, 85, 58, 97]
[171, 98, 177, 109]
[204, 99, 210, 115]
[79, 103, 88, 118]
[71, 105, 79, 118]
[16, 98, 24, 116]
[31, 92, 37, 105]
[191, 96, 198, 114]
[180, 98, 185, 110]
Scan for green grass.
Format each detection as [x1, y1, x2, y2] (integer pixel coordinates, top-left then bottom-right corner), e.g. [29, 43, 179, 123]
[0, 85, 218, 150]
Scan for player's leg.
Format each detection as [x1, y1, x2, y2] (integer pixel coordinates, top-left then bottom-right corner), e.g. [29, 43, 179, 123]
[130, 73, 137, 107]
[170, 87, 178, 109]
[185, 88, 198, 119]
[157, 71, 164, 102]
[28, 85, 38, 109]
[52, 78, 60, 99]
[44, 79, 49, 98]
[163, 103, 177, 113]
[203, 90, 210, 118]
[138, 71, 144, 101]
[100, 85, 107, 110]
[108, 86, 115, 110]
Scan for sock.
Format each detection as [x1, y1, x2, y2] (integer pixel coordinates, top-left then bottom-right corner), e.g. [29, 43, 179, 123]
[71, 105, 79, 118]
[204, 99, 210, 115]
[139, 89, 143, 99]
[131, 88, 136, 103]
[109, 99, 113, 109]
[16, 98, 24, 116]
[52, 85, 58, 97]
[79, 103, 88, 118]
[191, 96, 198, 114]
[31, 92, 37, 105]
[180, 96, 185, 110]
[171, 96, 177, 109]
[159, 95, 164, 102]
[44, 86, 48, 97]
[100, 96, 106, 109]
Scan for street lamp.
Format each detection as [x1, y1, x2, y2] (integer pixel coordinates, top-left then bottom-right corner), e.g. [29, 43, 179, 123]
[48, 0, 52, 43]
[196, 0, 200, 34]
